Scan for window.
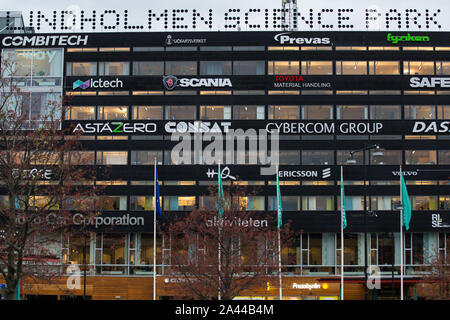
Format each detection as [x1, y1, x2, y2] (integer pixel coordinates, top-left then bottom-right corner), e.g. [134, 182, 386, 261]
[100, 234, 126, 266]
[368, 61, 400, 75]
[236, 196, 265, 210]
[268, 61, 299, 75]
[336, 61, 367, 75]
[269, 106, 299, 120]
[165, 106, 196, 119]
[66, 106, 95, 120]
[335, 46, 367, 51]
[96, 151, 128, 165]
[97, 106, 128, 120]
[405, 150, 437, 165]
[336, 233, 359, 266]
[130, 196, 156, 211]
[200, 106, 231, 120]
[301, 61, 333, 75]
[279, 151, 300, 165]
[370, 196, 400, 210]
[233, 106, 264, 120]
[98, 196, 127, 211]
[163, 196, 196, 211]
[302, 105, 333, 119]
[403, 61, 434, 75]
[165, 61, 197, 75]
[200, 46, 231, 51]
[302, 196, 334, 210]
[411, 196, 438, 210]
[268, 196, 301, 211]
[337, 150, 366, 165]
[3, 49, 63, 78]
[439, 151, 450, 164]
[132, 61, 164, 75]
[370, 105, 401, 119]
[371, 150, 401, 165]
[336, 105, 368, 119]
[67, 151, 95, 165]
[131, 151, 163, 165]
[233, 46, 265, 51]
[436, 61, 450, 75]
[302, 150, 334, 165]
[405, 233, 424, 265]
[404, 105, 435, 120]
[200, 61, 232, 75]
[232, 61, 265, 75]
[99, 62, 130, 75]
[132, 106, 163, 120]
[438, 106, 450, 119]
[338, 196, 364, 210]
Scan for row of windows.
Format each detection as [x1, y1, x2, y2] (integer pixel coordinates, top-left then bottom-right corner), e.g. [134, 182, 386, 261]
[66, 45, 450, 52]
[5, 194, 450, 212]
[67, 149, 450, 166]
[66, 105, 450, 121]
[65, 90, 450, 97]
[53, 232, 450, 274]
[66, 61, 450, 76]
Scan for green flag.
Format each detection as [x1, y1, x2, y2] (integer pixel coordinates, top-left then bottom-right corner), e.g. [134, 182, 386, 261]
[400, 172, 411, 230]
[276, 169, 282, 229]
[218, 164, 225, 218]
[340, 166, 347, 229]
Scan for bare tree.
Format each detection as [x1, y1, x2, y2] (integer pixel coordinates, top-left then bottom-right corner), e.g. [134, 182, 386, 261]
[0, 55, 100, 300]
[419, 249, 450, 300]
[164, 183, 293, 300]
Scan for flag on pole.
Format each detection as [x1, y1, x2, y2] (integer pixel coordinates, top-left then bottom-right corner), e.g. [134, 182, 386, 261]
[217, 163, 225, 218]
[340, 166, 347, 229]
[400, 172, 411, 230]
[276, 168, 282, 229]
[155, 166, 162, 216]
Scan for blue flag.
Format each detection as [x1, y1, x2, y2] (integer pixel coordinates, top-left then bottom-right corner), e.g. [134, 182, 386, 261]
[155, 166, 162, 216]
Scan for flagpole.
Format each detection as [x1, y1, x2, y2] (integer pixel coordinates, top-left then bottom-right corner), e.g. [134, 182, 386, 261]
[153, 158, 157, 300]
[340, 166, 344, 300]
[218, 161, 221, 300]
[276, 164, 282, 300]
[400, 165, 404, 300]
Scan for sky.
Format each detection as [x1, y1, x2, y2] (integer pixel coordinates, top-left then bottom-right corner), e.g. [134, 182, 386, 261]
[2, 0, 449, 32]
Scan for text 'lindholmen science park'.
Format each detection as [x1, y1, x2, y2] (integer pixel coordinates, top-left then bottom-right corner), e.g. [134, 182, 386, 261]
[0, 10, 450, 301]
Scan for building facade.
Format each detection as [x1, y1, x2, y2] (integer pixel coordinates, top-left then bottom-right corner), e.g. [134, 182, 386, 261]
[1, 31, 450, 300]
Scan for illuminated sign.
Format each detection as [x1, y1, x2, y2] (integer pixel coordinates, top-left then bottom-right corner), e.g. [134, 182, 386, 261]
[0, 8, 443, 32]
[412, 121, 450, 133]
[1, 35, 88, 47]
[165, 34, 206, 45]
[274, 32, 330, 45]
[386, 33, 430, 44]
[278, 168, 332, 179]
[432, 213, 450, 228]
[165, 121, 232, 133]
[163, 76, 232, 90]
[73, 122, 157, 134]
[266, 122, 383, 134]
[273, 76, 331, 89]
[292, 283, 322, 290]
[72, 78, 124, 90]
[410, 77, 450, 88]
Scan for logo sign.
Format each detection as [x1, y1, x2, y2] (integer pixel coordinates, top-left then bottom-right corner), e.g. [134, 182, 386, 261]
[163, 76, 232, 90]
[392, 170, 418, 176]
[432, 213, 450, 228]
[165, 34, 206, 45]
[273, 75, 331, 89]
[266, 122, 383, 134]
[73, 122, 157, 134]
[387, 33, 430, 44]
[278, 168, 332, 179]
[163, 76, 178, 90]
[1, 35, 88, 47]
[165, 121, 232, 133]
[72, 78, 123, 90]
[206, 166, 236, 180]
[274, 32, 330, 45]
[412, 121, 450, 133]
[410, 77, 450, 88]
[292, 283, 322, 290]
